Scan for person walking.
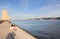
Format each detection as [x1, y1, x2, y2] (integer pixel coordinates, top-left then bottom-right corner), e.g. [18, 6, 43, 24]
[10, 24, 17, 33]
[6, 24, 17, 39]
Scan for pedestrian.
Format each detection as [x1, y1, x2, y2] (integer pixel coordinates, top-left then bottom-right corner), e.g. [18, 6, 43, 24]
[10, 24, 17, 33]
[6, 24, 16, 39]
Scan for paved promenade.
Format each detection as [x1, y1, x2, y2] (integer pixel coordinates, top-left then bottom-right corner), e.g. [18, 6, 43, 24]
[0, 21, 36, 39]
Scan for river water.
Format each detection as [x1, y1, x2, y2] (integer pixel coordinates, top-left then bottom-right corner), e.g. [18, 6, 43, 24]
[11, 20, 60, 39]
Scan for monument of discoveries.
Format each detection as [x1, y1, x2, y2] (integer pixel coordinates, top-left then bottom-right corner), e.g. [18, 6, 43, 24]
[2, 10, 9, 21]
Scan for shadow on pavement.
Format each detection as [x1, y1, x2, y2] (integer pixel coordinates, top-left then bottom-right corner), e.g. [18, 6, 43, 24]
[0, 21, 5, 24]
[6, 32, 15, 39]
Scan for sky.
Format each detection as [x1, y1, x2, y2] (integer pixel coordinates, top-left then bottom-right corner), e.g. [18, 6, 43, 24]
[0, 0, 60, 20]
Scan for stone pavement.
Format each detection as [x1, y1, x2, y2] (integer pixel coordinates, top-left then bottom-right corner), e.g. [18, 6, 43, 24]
[0, 21, 36, 39]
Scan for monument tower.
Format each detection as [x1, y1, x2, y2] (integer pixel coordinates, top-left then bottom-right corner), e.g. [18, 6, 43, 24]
[2, 10, 9, 21]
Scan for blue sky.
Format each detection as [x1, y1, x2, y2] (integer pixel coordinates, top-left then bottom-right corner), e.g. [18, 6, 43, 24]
[0, 0, 60, 20]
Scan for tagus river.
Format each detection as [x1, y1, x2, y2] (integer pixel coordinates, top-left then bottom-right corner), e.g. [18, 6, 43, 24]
[11, 20, 60, 39]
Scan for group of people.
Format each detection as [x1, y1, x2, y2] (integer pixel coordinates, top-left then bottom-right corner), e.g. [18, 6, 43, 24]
[10, 23, 17, 33]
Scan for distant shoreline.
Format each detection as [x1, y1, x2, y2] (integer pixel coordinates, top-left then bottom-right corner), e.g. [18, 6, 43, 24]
[0, 17, 60, 20]
[27, 17, 60, 20]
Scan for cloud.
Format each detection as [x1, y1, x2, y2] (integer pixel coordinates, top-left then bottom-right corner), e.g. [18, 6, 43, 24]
[30, 4, 60, 18]
[42, 10, 60, 17]
[35, 4, 60, 11]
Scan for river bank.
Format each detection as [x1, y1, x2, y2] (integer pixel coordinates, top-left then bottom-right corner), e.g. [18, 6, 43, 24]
[0, 21, 36, 39]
